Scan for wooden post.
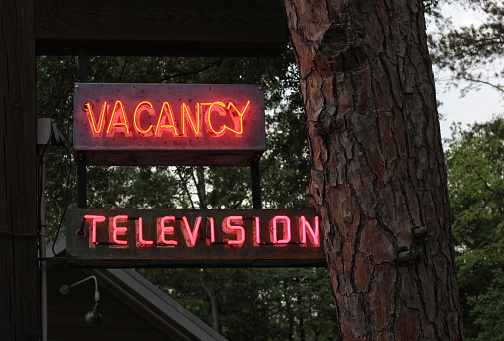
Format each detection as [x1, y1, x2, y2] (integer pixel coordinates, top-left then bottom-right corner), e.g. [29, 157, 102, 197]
[0, 0, 39, 339]
[250, 159, 262, 209]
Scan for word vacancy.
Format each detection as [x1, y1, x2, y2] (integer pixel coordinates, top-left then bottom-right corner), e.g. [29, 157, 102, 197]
[82, 99, 250, 138]
[74, 83, 265, 143]
[73, 84, 266, 166]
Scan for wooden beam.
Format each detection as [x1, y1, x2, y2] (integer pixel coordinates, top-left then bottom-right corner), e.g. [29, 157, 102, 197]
[0, 0, 39, 339]
[35, 0, 288, 57]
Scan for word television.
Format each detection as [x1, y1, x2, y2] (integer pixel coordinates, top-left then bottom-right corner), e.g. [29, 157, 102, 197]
[67, 209, 326, 267]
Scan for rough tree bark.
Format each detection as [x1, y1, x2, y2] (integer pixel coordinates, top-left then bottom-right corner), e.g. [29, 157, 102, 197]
[283, 0, 464, 339]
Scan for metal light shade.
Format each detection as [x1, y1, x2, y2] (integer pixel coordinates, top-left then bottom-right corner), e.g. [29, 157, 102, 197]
[85, 303, 102, 327]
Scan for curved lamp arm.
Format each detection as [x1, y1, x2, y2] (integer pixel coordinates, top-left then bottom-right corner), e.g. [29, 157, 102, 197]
[60, 275, 102, 327]
[60, 275, 99, 302]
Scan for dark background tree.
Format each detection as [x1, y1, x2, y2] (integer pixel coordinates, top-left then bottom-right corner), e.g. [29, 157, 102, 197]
[445, 117, 504, 340]
[430, 0, 504, 96]
[429, 1, 504, 338]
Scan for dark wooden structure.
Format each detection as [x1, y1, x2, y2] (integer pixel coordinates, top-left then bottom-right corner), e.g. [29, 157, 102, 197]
[48, 263, 226, 340]
[0, 0, 38, 339]
[35, 0, 287, 57]
[1, 0, 287, 338]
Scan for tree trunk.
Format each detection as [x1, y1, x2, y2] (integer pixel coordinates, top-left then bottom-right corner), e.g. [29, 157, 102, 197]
[194, 173, 220, 332]
[203, 268, 221, 333]
[283, 0, 464, 339]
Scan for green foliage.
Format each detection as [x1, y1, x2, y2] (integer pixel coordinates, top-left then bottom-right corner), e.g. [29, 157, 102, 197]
[138, 267, 339, 341]
[423, 0, 441, 16]
[446, 116, 504, 340]
[205, 166, 251, 209]
[446, 119, 504, 249]
[426, 1, 504, 336]
[37, 56, 77, 241]
[262, 81, 311, 209]
[457, 243, 504, 341]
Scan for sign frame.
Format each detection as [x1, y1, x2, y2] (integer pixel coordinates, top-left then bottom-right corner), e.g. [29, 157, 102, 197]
[73, 83, 266, 166]
[66, 208, 326, 268]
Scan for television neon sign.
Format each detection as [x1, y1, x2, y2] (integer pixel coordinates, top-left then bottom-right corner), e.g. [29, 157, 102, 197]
[73, 83, 265, 166]
[66, 209, 326, 267]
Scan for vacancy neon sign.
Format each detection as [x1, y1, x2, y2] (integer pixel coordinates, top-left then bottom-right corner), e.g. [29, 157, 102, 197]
[66, 209, 326, 267]
[73, 83, 266, 166]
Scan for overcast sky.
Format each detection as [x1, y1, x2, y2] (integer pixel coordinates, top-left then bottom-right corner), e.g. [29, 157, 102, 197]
[429, 4, 503, 140]
[436, 79, 502, 140]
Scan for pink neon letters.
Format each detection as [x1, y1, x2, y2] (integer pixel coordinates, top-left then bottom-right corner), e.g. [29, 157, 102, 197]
[85, 214, 319, 248]
[111, 215, 128, 245]
[158, 216, 178, 246]
[181, 216, 202, 247]
[136, 217, 154, 247]
[83, 100, 250, 138]
[84, 215, 106, 245]
[222, 216, 245, 245]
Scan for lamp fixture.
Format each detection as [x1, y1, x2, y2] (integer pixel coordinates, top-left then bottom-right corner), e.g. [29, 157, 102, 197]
[60, 275, 102, 327]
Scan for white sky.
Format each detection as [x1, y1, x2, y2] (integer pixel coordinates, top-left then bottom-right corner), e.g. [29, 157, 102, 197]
[429, 4, 503, 140]
[436, 79, 503, 139]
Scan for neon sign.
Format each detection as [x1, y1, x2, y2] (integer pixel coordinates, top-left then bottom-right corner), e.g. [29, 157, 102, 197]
[84, 213, 318, 248]
[66, 209, 325, 267]
[73, 83, 265, 166]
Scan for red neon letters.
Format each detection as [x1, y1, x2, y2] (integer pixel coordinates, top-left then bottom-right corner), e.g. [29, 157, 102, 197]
[136, 217, 154, 247]
[222, 216, 245, 246]
[110, 215, 128, 246]
[270, 215, 291, 245]
[83, 214, 320, 248]
[83, 100, 250, 138]
[157, 216, 178, 246]
[84, 215, 106, 245]
[181, 216, 202, 247]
